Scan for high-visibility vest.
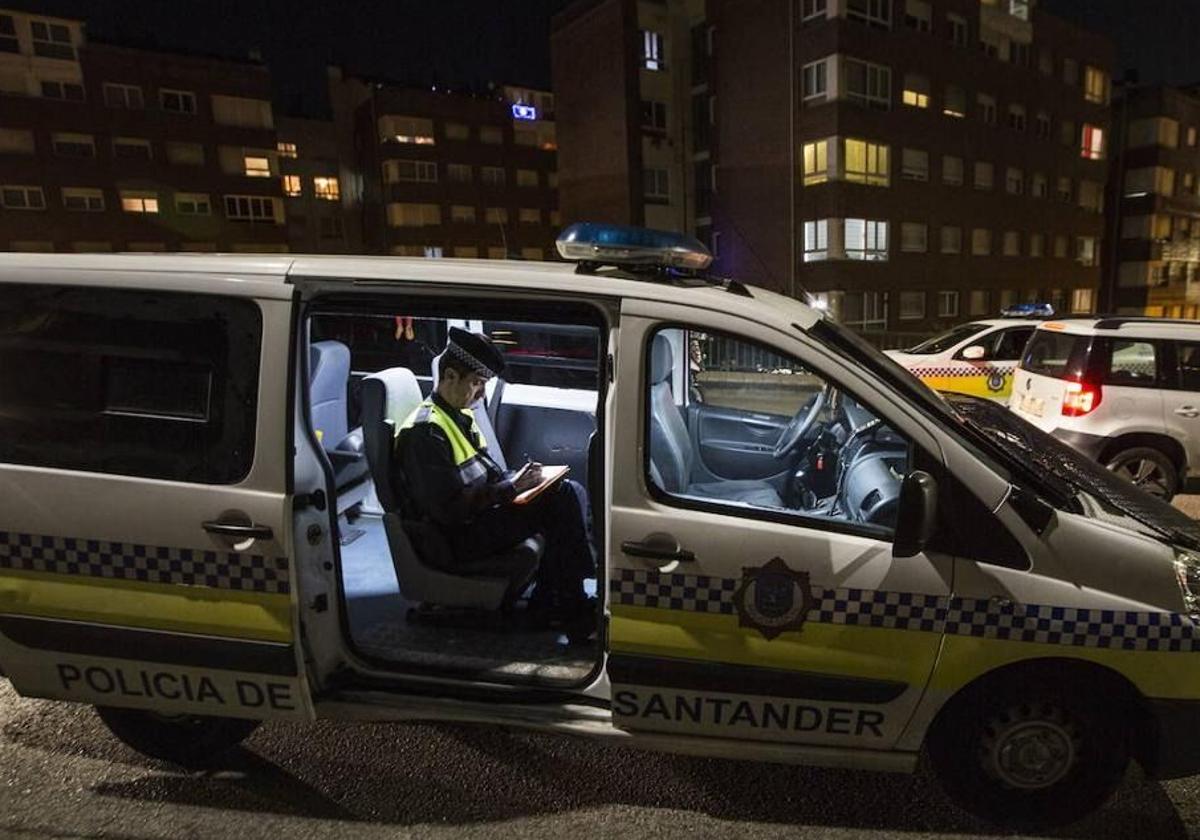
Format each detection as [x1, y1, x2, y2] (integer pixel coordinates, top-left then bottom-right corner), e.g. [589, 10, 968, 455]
[399, 398, 490, 488]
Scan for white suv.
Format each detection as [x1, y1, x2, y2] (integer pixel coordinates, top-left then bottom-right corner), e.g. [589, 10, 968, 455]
[1010, 317, 1200, 500]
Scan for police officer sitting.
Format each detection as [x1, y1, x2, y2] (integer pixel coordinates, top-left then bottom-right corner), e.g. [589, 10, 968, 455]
[393, 328, 596, 639]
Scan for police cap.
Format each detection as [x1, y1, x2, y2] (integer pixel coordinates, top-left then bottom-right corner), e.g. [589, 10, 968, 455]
[445, 327, 505, 379]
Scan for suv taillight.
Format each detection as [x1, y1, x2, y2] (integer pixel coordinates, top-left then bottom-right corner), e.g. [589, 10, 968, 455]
[1062, 380, 1102, 416]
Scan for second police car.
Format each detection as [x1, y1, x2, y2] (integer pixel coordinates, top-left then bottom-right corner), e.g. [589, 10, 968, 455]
[885, 304, 1053, 401]
[3, 226, 1200, 831]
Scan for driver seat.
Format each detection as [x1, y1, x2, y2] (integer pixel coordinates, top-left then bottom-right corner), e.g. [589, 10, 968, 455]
[649, 334, 783, 508]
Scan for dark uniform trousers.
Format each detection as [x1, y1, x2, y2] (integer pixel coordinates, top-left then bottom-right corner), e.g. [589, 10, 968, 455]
[445, 478, 594, 608]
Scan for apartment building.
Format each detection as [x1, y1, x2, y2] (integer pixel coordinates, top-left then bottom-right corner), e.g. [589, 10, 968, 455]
[330, 70, 561, 260]
[711, 0, 1114, 334]
[0, 7, 286, 253]
[1110, 85, 1200, 318]
[277, 115, 358, 253]
[551, 0, 713, 242]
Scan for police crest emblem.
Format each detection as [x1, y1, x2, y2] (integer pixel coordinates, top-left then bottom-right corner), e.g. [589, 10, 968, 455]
[733, 557, 814, 640]
[986, 370, 1007, 392]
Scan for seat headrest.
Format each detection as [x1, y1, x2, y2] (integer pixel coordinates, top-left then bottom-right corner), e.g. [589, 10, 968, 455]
[310, 340, 350, 381]
[650, 334, 674, 385]
[365, 367, 422, 426]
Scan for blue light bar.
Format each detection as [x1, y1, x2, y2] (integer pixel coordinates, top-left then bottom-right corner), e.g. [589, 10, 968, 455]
[1001, 302, 1055, 317]
[556, 222, 713, 271]
[512, 103, 538, 120]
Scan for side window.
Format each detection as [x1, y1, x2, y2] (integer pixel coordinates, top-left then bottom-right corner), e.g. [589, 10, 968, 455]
[646, 327, 913, 535]
[311, 313, 445, 376]
[1104, 339, 1158, 387]
[481, 321, 599, 389]
[1178, 341, 1200, 392]
[992, 327, 1035, 361]
[0, 283, 261, 483]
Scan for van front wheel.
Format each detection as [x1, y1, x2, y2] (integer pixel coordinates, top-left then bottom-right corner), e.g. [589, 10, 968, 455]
[927, 683, 1129, 828]
[96, 706, 260, 768]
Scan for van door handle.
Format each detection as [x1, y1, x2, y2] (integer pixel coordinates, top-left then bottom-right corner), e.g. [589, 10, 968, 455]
[621, 539, 695, 563]
[1174, 406, 1200, 418]
[202, 521, 274, 541]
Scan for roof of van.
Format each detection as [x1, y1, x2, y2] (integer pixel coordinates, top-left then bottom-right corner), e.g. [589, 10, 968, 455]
[0, 252, 821, 331]
[1037, 316, 1200, 339]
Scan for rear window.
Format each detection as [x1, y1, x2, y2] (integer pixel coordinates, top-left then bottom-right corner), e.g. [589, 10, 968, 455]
[482, 321, 598, 389]
[1020, 330, 1091, 379]
[0, 283, 261, 483]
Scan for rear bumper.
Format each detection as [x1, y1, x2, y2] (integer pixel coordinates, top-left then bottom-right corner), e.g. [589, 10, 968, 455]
[1047, 428, 1109, 462]
[1142, 699, 1200, 779]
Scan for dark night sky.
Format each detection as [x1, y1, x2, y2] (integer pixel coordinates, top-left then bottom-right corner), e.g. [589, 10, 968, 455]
[10, 0, 1200, 114]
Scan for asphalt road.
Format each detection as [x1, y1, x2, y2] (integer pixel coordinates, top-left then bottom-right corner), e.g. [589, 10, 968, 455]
[3, 497, 1200, 840]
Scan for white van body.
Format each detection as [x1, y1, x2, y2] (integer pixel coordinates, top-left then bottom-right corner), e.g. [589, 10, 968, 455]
[2, 253, 1200, 829]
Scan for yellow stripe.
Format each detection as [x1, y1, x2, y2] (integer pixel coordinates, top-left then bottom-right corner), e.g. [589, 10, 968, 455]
[918, 374, 1011, 398]
[932, 635, 1200, 700]
[0, 568, 293, 642]
[610, 604, 937, 689]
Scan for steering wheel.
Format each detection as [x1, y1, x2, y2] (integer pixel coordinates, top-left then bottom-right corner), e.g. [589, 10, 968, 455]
[772, 384, 830, 459]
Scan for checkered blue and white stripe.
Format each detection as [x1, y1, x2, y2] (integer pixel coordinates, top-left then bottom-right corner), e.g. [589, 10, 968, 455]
[0, 531, 290, 595]
[610, 568, 1200, 652]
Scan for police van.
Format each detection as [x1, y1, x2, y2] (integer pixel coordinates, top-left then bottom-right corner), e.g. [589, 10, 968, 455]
[3, 224, 1200, 829]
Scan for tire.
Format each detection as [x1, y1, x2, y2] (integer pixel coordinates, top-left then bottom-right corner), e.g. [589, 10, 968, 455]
[927, 678, 1130, 829]
[95, 706, 260, 769]
[1104, 446, 1179, 501]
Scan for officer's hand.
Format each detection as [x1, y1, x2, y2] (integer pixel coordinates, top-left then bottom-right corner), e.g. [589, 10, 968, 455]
[514, 463, 543, 493]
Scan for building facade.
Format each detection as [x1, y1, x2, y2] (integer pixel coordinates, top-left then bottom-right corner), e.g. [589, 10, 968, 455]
[0, 7, 286, 253]
[551, 0, 713, 240]
[714, 0, 1115, 335]
[1110, 85, 1200, 318]
[277, 115, 357, 254]
[331, 70, 561, 261]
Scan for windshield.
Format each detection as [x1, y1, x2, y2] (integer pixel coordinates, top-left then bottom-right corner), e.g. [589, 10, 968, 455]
[904, 323, 990, 355]
[810, 316, 1200, 550]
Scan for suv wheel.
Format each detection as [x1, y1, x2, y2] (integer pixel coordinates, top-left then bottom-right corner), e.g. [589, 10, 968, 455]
[96, 706, 260, 768]
[1104, 446, 1178, 501]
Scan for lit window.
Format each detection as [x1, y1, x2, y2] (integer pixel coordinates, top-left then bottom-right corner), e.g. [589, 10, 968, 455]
[277, 141, 297, 158]
[282, 175, 302, 197]
[843, 138, 889, 186]
[159, 89, 197, 115]
[1071, 287, 1095, 314]
[379, 115, 435, 145]
[62, 187, 105, 212]
[244, 156, 271, 177]
[902, 73, 929, 108]
[314, 177, 340, 201]
[804, 219, 829, 261]
[119, 190, 159, 214]
[1083, 66, 1109, 104]
[1076, 236, 1097, 266]
[642, 30, 665, 70]
[1081, 124, 1105, 160]
[803, 140, 829, 184]
[844, 218, 888, 260]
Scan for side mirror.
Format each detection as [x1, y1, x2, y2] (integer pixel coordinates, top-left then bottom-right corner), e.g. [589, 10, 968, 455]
[960, 345, 986, 361]
[893, 470, 938, 558]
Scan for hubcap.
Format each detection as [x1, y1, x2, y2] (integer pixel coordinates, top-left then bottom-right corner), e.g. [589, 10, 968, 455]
[979, 704, 1079, 789]
[1109, 456, 1170, 498]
